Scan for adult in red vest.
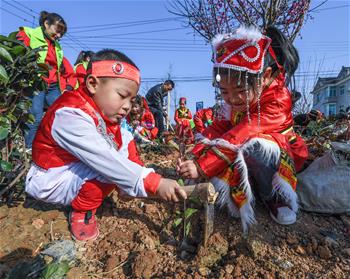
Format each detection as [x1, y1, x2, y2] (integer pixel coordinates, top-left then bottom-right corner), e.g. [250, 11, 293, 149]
[74, 50, 94, 88]
[16, 11, 68, 149]
[25, 49, 187, 241]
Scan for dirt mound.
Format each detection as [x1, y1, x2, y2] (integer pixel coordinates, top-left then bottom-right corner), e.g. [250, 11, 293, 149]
[1, 145, 350, 278]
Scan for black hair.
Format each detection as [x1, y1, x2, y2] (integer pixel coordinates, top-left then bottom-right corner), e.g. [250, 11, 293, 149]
[87, 49, 138, 70]
[74, 50, 94, 66]
[264, 26, 299, 84]
[39, 11, 67, 34]
[164, 79, 175, 88]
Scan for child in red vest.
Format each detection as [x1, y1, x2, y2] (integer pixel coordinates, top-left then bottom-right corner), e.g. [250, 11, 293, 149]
[193, 106, 215, 139]
[26, 49, 187, 241]
[174, 97, 194, 144]
[177, 26, 308, 232]
[74, 50, 94, 89]
[128, 95, 158, 143]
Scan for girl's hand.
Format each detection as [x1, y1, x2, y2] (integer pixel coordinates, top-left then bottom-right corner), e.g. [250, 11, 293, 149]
[177, 158, 200, 179]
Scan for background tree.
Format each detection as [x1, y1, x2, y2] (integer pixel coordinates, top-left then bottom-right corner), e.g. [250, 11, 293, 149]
[169, 0, 327, 42]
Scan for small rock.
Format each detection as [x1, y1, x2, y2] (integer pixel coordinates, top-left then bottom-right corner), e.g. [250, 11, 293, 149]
[325, 236, 339, 248]
[286, 234, 298, 245]
[342, 248, 350, 258]
[0, 206, 9, 219]
[233, 265, 241, 277]
[318, 245, 332, 259]
[224, 264, 234, 275]
[296, 245, 306, 255]
[306, 244, 313, 255]
[144, 204, 159, 215]
[198, 267, 209, 276]
[66, 267, 84, 279]
[311, 237, 318, 251]
[106, 255, 119, 272]
[31, 219, 44, 229]
[181, 250, 191, 260]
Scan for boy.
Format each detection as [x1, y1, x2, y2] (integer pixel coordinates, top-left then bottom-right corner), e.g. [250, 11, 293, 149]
[26, 49, 187, 241]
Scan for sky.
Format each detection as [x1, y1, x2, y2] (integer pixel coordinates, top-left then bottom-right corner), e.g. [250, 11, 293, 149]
[0, 0, 349, 120]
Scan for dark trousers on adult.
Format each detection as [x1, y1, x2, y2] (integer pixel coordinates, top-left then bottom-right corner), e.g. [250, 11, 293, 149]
[149, 107, 165, 138]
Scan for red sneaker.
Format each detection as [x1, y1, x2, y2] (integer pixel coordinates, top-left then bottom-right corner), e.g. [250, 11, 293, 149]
[69, 209, 99, 241]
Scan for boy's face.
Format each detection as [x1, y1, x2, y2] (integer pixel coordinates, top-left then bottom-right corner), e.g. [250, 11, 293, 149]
[87, 76, 138, 124]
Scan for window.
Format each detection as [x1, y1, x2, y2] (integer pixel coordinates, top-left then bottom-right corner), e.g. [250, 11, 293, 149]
[327, 103, 337, 116]
[328, 86, 336, 97]
[339, 85, 345, 96]
[316, 93, 321, 103]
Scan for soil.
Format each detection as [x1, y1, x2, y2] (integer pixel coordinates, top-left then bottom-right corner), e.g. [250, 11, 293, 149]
[1, 144, 350, 278]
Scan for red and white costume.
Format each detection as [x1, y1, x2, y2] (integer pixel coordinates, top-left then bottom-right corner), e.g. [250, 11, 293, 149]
[174, 98, 194, 144]
[191, 27, 308, 232]
[25, 61, 160, 211]
[193, 107, 214, 136]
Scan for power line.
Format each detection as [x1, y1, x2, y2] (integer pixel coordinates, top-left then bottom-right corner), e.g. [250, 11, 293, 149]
[0, 6, 32, 23]
[3, 0, 37, 20]
[72, 27, 185, 38]
[13, 0, 39, 16]
[313, 4, 350, 12]
[68, 18, 182, 33]
[69, 17, 181, 29]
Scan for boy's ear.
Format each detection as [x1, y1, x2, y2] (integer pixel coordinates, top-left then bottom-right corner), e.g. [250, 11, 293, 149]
[86, 75, 100, 95]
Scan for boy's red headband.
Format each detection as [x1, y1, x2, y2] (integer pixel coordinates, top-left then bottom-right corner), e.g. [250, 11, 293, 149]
[88, 60, 140, 85]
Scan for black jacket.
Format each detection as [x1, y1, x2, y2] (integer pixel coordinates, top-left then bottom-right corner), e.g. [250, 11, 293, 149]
[145, 83, 167, 115]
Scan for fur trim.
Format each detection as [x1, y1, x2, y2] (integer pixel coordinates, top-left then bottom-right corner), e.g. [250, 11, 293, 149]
[239, 202, 256, 233]
[233, 25, 262, 42]
[210, 177, 240, 218]
[234, 150, 254, 202]
[241, 138, 281, 167]
[272, 173, 298, 213]
[212, 33, 229, 50]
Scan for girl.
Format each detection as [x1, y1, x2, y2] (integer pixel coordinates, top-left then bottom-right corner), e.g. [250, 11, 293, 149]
[127, 95, 158, 143]
[174, 97, 194, 144]
[177, 26, 308, 232]
[17, 11, 68, 148]
[74, 50, 94, 88]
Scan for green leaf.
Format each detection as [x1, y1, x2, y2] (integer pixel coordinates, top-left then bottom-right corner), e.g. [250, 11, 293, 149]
[184, 208, 198, 219]
[185, 222, 191, 237]
[0, 160, 13, 172]
[40, 261, 70, 279]
[7, 113, 18, 122]
[0, 126, 9, 140]
[8, 31, 18, 41]
[27, 113, 35, 124]
[173, 218, 183, 228]
[10, 45, 26, 56]
[177, 178, 184, 186]
[0, 64, 9, 84]
[0, 47, 13, 63]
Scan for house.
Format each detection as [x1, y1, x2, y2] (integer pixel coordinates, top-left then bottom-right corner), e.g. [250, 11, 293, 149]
[311, 66, 350, 117]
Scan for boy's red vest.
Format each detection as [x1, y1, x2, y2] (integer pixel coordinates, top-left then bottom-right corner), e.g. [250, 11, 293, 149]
[32, 87, 141, 170]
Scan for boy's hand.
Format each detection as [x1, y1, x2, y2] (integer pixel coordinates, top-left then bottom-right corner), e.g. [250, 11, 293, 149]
[177, 158, 200, 179]
[156, 178, 187, 202]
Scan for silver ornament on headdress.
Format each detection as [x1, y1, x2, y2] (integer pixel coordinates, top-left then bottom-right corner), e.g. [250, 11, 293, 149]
[245, 71, 251, 123]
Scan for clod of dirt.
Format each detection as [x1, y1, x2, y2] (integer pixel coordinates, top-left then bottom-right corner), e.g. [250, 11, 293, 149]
[66, 267, 84, 279]
[196, 232, 228, 268]
[318, 245, 332, 259]
[132, 250, 158, 278]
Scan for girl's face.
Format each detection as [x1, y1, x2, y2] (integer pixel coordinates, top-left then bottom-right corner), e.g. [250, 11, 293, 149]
[44, 20, 65, 40]
[131, 103, 141, 115]
[218, 75, 258, 112]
